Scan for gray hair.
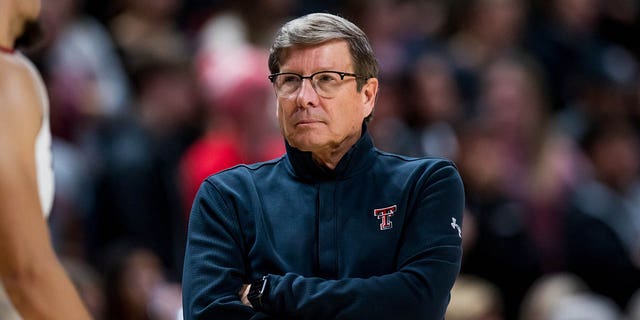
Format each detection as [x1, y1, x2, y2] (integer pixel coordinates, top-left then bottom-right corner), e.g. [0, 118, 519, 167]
[268, 13, 379, 91]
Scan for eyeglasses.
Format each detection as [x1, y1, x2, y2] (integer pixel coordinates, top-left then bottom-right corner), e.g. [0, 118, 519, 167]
[268, 71, 363, 98]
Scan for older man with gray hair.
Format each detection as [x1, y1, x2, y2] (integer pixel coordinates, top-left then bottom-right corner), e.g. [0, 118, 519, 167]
[182, 12, 464, 320]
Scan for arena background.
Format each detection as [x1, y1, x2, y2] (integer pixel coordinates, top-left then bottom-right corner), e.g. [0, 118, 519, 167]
[26, 0, 640, 319]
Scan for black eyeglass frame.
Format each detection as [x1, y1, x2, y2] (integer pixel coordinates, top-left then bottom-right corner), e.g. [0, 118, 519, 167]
[267, 70, 364, 83]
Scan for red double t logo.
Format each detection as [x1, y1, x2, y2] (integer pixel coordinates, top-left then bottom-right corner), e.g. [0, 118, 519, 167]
[373, 205, 397, 231]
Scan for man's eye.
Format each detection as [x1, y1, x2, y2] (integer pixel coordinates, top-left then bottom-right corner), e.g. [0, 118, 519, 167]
[282, 75, 300, 83]
[317, 74, 338, 82]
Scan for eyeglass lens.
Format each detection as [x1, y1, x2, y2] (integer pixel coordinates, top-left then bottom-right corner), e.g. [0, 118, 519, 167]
[272, 71, 354, 98]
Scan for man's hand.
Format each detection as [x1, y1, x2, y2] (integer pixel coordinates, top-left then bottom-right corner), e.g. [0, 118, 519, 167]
[239, 284, 252, 307]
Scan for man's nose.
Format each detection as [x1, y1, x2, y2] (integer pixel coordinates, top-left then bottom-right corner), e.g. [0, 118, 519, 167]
[295, 78, 319, 108]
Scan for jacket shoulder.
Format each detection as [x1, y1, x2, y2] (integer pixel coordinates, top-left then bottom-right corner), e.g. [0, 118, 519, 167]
[203, 156, 286, 185]
[374, 150, 459, 174]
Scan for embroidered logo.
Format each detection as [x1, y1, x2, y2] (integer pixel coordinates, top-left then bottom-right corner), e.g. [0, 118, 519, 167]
[451, 217, 462, 238]
[373, 205, 397, 230]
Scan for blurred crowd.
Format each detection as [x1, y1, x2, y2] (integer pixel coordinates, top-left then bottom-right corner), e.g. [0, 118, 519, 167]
[21, 0, 640, 319]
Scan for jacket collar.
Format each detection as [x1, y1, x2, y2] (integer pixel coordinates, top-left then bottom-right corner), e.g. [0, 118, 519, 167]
[285, 123, 376, 181]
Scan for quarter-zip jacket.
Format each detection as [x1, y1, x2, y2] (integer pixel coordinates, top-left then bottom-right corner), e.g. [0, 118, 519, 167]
[182, 126, 465, 320]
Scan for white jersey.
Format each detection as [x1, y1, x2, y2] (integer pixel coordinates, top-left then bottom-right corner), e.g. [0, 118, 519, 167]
[28, 52, 55, 217]
[0, 50, 55, 320]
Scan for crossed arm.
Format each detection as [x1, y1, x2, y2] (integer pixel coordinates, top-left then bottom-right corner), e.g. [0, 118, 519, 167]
[183, 164, 464, 319]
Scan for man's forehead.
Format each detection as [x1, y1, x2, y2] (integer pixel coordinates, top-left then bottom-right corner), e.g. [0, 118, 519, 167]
[279, 39, 352, 70]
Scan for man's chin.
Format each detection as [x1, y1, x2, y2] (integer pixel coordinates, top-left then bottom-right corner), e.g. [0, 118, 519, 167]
[287, 136, 322, 152]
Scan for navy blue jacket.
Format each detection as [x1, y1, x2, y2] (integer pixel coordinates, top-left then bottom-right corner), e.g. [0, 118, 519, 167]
[182, 127, 465, 320]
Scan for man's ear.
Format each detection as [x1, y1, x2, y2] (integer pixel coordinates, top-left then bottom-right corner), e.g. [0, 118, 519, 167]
[361, 78, 378, 118]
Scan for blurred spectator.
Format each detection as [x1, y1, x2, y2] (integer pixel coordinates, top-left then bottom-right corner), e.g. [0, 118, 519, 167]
[109, 0, 189, 71]
[448, 0, 529, 101]
[552, 43, 638, 141]
[363, 1, 461, 156]
[548, 293, 623, 320]
[446, 274, 504, 320]
[525, 0, 638, 116]
[347, 0, 455, 85]
[40, 0, 131, 142]
[519, 272, 589, 320]
[87, 56, 200, 279]
[628, 288, 640, 320]
[367, 78, 412, 154]
[598, 0, 640, 58]
[103, 243, 182, 320]
[39, 0, 132, 262]
[349, 0, 406, 79]
[179, 13, 284, 218]
[235, 0, 297, 47]
[37, 0, 133, 279]
[480, 54, 581, 269]
[565, 120, 640, 309]
[460, 53, 584, 318]
[49, 139, 91, 259]
[397, 50, 464, 159]
[458, 123, 541, 320]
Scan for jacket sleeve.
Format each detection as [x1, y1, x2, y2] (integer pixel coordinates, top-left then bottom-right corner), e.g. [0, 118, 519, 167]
[262, 163, 464, 320]
[182, 180, 273, 320]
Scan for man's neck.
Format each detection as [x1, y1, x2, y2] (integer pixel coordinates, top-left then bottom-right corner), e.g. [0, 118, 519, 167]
[309, 131, 361, 170]
[311, 152, 344, 171]
[0, 30, 13, 52]
[0, 3, 17, 51]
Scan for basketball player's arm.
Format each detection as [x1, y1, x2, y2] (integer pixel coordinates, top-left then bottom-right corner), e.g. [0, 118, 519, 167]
[0, 62, 91, 320]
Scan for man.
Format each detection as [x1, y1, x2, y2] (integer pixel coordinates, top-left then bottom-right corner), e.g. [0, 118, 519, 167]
[182, 13, 464, 319]
[0, 0, 91, 318]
